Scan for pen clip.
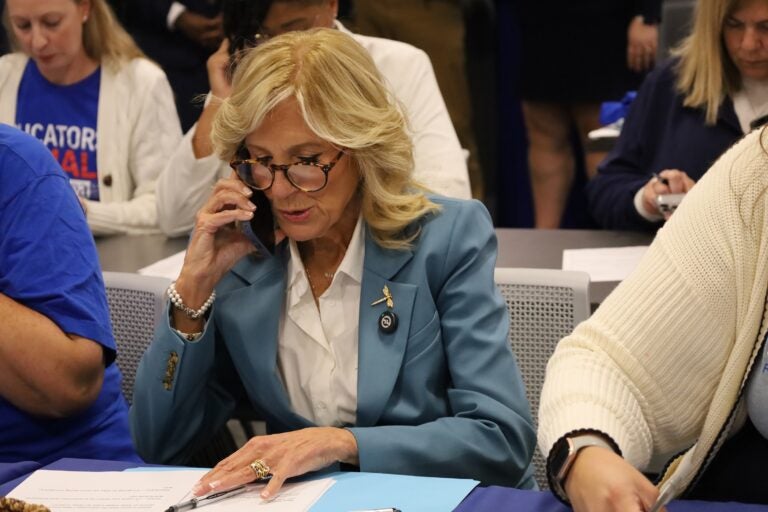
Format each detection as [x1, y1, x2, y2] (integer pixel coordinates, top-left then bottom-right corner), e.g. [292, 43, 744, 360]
[166, 484, 248, 512]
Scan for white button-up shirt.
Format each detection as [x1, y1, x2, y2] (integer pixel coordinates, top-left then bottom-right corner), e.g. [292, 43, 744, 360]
[277, 217, 364, 427]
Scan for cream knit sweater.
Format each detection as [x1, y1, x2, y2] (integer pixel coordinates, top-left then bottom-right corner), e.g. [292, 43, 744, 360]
[539, 127, 768, 498]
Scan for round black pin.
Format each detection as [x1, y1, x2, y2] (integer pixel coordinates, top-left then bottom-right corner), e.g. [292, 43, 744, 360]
[379, 310, 398, 334]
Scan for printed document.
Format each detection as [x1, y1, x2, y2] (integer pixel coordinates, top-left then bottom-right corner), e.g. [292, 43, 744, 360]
[562, 245, 649, 282]
[8, 469, 333, 512]
[138, 250, 186, 280]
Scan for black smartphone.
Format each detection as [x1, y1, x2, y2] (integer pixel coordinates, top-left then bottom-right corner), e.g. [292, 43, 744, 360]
[239, 189, 275, 256]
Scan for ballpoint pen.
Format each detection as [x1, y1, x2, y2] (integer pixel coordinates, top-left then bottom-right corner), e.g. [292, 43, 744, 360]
[349, 509, 402, 512]
[165, 484, 248, 512]
[652, 172, 670, 187]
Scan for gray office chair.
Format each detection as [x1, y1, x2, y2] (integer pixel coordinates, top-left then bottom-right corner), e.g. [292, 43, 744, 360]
[494, 267, 590, 489]
[102, 271, 171, 405]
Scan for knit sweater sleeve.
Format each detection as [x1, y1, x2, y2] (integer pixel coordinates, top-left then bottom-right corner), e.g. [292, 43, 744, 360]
[539, 129, 768, 470]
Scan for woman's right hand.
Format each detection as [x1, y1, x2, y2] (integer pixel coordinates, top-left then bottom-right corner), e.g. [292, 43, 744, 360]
[174, 177, 260, 307]
[641, 169, 695, 217]
[565, 446, 665, 512]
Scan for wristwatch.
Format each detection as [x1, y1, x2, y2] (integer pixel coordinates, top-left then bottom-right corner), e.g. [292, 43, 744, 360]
[547, 432, 618, 502]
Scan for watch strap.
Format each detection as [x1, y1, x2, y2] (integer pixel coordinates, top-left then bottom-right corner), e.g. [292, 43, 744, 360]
[546, 428, 622, 504]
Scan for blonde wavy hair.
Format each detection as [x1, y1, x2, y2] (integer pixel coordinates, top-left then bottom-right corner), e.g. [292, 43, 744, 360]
[212, 28, 440, 250]
[3, 0, 144, 69]
[672, 0, 743, 125]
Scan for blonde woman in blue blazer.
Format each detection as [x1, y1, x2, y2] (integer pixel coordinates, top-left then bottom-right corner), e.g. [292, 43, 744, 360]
[130, 28, 535, 499]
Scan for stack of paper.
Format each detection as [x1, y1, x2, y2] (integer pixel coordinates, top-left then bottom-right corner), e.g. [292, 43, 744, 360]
[562, 246, 649, 282]
[8, 470, 333, 512]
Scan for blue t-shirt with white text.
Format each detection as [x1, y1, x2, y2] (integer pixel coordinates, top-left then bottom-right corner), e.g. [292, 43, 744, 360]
[0, 124, 139, 464]
[15, 59, 101, 200]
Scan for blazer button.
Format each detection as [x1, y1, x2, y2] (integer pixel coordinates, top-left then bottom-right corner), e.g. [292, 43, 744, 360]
[163, 351, 179, 390]
[102, 174, 113, 187]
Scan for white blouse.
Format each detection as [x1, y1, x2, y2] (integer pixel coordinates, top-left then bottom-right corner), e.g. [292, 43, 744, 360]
[277, 217, 364, 427]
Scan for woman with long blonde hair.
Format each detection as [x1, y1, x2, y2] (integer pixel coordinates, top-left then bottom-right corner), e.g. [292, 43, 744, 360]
[587, 0, 768, 231]
[0, 0, 181, 234]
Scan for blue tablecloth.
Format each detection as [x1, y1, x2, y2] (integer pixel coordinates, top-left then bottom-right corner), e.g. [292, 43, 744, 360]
[0, 461, 40, 492]
[2, 459, 768, 511]
[454, 485, 768, 512]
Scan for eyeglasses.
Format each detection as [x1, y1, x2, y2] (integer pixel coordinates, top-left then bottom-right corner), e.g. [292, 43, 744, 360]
[230, 149, 345, 193]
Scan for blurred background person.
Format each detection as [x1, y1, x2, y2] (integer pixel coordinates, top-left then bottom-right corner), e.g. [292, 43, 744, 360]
[132, 28, 535, 495]
[588, 0, 763, 231]
[0, 123, 139, 464]
[156, 0, 470, 237]
[0, 0, 182, 235]
[123, 1, 222, 132]
[0, 0, 7, 55]
[353, 0, 485, 200]
[517, 0, 660, 228]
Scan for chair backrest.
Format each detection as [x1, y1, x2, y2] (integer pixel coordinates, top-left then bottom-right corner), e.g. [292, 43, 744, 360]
[658, 0, 695, 60]
[102, 271, 171, 405]
[494, 267, 590, 489]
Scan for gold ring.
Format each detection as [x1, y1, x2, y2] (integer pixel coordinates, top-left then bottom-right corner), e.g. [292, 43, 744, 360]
[249, 459, 270, 480]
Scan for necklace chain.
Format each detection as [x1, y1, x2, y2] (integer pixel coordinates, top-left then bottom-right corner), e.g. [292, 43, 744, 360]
[305, 267, 335, 296]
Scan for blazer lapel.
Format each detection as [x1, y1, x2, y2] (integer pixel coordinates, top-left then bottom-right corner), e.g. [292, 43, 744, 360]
[356, 232, 417, 426]
[227, 246, 310, 428]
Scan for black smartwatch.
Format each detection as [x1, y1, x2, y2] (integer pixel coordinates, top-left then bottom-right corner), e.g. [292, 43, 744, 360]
[547, 431, 620, 502]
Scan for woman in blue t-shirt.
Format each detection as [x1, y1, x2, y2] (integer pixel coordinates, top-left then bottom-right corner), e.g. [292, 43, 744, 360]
[0, 0, 182, 235]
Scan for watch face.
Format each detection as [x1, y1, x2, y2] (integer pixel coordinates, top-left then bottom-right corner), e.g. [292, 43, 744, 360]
[550, 438, 571, 476]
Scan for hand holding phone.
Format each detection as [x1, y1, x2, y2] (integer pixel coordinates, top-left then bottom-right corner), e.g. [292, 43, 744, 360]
[655, 193, 685, 216]
[239, 188, 275, 256]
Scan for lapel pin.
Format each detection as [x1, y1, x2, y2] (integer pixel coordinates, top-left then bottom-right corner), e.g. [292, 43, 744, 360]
[379, 310, 398, 334]
[372, 285, 398, 334]
[370, 285, 394, 309]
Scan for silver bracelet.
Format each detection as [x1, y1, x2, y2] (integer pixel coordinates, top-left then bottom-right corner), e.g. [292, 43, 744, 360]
[167, 282, 215, 320]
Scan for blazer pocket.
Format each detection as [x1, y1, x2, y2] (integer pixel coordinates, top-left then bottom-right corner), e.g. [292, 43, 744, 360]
[403, 311, 441, 365]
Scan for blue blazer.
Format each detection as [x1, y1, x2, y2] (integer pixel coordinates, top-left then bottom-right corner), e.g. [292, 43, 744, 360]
[131, 197, 536, 488]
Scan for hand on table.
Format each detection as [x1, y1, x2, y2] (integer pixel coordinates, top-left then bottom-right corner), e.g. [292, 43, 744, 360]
[565, 446, 665, 512]
[192, 427, 358, 500]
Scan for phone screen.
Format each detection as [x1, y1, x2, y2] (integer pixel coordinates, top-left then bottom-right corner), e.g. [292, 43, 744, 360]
[240, 189, 275, 256]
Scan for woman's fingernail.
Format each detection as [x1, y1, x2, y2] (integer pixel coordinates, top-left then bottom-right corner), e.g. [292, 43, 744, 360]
[260, 490, 271, 500]
[209, 480, 221, 490]
[246, 211, 254, 218]
[191, 483, 204, 495]
[242, 187, 252, 196]
[247, 201, 256, 211]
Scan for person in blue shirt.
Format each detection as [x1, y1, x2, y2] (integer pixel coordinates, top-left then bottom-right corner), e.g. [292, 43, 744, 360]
[586, 0, 768, 232]
[0, 123, 139, 464]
